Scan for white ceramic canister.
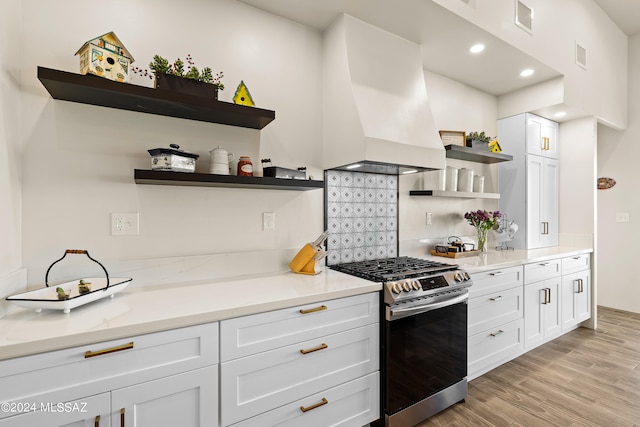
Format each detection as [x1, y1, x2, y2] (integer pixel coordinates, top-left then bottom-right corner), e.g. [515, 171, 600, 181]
[209, 146, 234, 175]
[473, 175, 485, 193]
[424, 169, 446, 191]
[457, 168, 474, 192]
[445, 166, 458, 191]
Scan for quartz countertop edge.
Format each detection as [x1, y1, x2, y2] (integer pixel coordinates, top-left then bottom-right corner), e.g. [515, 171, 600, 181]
[0, 269, 380, 361]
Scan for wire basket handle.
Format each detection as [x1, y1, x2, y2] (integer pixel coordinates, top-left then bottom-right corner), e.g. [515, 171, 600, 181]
[45, 249, 111, 290]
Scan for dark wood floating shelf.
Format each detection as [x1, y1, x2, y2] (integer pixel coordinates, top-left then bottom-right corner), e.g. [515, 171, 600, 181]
[134, 169, 323, 191]
[37, 66, 275, 129]
[444, 145, 513, 163]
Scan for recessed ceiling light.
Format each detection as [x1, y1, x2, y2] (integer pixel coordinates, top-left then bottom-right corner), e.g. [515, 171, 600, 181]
[520, 69, 534, 77]
[469, 44, 485, 54]
[554, 111, 567, 118]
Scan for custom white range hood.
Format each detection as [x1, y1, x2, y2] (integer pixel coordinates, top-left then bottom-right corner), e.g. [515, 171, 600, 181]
[323, 14, 446, 174]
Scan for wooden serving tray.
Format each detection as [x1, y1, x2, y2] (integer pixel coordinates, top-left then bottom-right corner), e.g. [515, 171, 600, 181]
[430, 249, 480, 258]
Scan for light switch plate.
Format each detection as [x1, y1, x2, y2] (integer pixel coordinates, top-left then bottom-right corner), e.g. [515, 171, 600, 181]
[111, 213, 140, 235]
[616, 212, 629, 223]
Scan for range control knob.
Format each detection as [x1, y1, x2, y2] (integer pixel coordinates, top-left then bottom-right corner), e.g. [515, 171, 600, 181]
[391, 283, 402, 294]
[463, 272, 471, 281]
[402, 282, 412, 292]
[411, 281, 421, 291]
[454, 272, 464, 282]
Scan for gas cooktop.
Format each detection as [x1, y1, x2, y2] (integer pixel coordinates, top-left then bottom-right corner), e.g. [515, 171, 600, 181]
[330, 256, 458, 282]
[330, 256, 472, 305]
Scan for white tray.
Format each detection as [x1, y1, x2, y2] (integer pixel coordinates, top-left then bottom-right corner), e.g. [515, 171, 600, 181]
[6, 277, 132, 314]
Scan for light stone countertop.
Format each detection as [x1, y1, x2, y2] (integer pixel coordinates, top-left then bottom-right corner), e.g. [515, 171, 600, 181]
[431, 246, 594, 274]
[0, 245, 592, 362]
[0, 269, 380, 361]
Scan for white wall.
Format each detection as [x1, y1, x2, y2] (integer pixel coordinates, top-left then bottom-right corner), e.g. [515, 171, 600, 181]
[0, 0, 27, 307]
[400, 71, 499, 256]
[434, 0, 628, 129]
[596, 33, 640, 313]
[18, 0, 325, 286]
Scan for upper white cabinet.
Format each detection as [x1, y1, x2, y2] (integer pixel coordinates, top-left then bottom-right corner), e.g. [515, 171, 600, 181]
[499, 113, 559, 249]
[526, 114, 559, 158]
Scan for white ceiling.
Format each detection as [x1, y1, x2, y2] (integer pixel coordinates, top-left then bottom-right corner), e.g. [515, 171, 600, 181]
[238, 0, 636, 99]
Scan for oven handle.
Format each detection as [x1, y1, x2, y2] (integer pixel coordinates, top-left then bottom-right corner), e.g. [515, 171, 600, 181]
[388, 292, 468, 321]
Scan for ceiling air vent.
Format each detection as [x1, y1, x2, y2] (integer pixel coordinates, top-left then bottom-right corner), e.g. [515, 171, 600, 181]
[515, 0, 533, 33]
[576, 42, 587, 69]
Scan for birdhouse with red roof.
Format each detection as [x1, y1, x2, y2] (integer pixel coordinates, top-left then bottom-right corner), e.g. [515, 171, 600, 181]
[75, 31, 134, 82]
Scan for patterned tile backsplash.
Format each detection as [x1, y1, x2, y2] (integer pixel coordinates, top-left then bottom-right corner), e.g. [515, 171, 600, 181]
[325, 170, 398, 265]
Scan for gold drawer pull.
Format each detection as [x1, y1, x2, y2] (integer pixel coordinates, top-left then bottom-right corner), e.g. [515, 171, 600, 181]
[489, 330, 504, 337]
[300, 397, 328, 413]
[84, 342, 134, 359]
[299, 305, 327, 314]
[300, 343, 328, 354]
[95, 415, 100, 427]
[489, 296, 503, 301]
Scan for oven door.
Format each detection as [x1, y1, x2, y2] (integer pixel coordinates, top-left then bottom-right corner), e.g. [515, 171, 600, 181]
[383, 293, 468, 418]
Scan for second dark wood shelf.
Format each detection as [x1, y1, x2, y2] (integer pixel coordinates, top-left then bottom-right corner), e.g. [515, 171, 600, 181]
[134, 169, 323, 191]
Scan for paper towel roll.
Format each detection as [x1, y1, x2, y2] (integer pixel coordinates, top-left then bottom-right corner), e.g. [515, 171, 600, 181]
[457, 168, 474, 192]
[445, 167, 458, 191]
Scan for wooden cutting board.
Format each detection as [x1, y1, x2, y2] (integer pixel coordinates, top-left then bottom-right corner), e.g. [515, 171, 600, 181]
[430, 249, 480, 258]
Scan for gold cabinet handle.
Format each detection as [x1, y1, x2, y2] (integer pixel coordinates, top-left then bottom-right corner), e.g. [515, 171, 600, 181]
[489, 296, 503, 301]
[489, 330, 504, 337]
[84, 342, 134, 359]
[120, 408, 125, 427]
[300, 343, 328, 354]
[299, 305, 327, 314]
[95, 415, 100, 427]
[489, 271, 504, 276]
[300, 397, 328, 413]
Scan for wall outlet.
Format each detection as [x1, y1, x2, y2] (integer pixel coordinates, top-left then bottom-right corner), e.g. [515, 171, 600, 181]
[111, 213, 139, 235]
[616, 212, 630, 223]
[426, 212, 433, 225]
[263, 212, 276, 231]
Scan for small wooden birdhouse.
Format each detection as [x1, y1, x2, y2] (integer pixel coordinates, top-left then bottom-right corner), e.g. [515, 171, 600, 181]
[75, 31, 134, 83]
[233, 80, 255, 106]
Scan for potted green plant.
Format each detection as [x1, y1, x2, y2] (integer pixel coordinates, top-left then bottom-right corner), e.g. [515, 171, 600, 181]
[134, 54, 224, 100]
[466, 131, 492, 148]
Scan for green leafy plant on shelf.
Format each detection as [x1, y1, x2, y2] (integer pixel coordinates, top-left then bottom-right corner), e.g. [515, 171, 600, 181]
[133, 54, 224, 90]
[466, 131, 492, 144]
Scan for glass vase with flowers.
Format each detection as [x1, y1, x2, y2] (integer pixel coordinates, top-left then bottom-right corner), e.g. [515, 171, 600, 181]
[464, 210, 502, 252]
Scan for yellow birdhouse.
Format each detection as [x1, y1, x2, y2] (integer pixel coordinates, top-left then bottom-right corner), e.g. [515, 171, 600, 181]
[488, 139, 502, 153]
[233, 80, 255, 106]
[75, 31, 134, 83]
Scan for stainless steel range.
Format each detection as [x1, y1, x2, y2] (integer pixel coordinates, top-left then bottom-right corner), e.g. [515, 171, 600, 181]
[331, 256, 472, 427]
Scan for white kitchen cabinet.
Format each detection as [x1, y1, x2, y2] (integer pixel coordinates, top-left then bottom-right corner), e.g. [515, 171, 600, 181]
[499, 113, 559, 249]
[0, 323, 219, 427]
[561, 255, 592, 331]
[220, 293, 380, 427]
[112, 366, 218, 427]
[523, 262, 562, 350]
[526, 113, 559, 158]
[467, 266, 524, 379]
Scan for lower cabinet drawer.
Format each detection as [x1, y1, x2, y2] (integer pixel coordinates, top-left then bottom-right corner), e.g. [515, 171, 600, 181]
[0, 322, 218, 414]
[468, 286, 523, 336]
[468, 266, 523, 299]
[524, 259, 561, 284]
[562, 254, 591, 275]
[220, 323, 379, 426]
[468, 319, 523, 378]
[230, 372, 380, 427]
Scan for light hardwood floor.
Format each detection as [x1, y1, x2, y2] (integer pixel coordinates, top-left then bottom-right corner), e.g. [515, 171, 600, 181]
[418, 306, 640, 426]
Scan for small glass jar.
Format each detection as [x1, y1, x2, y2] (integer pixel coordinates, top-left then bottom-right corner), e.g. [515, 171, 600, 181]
[237, 156, 253, 176]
